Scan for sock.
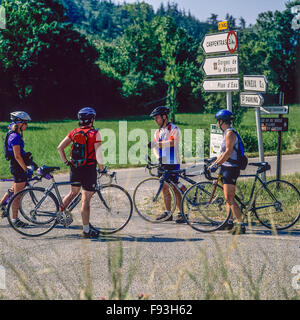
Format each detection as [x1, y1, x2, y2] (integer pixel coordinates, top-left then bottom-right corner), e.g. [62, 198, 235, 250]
[83, 224, 90, 233]
[11, 219, 16, 223]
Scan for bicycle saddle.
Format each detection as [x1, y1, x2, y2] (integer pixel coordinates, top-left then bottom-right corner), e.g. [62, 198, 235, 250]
[248, 162, 271, 173]
[248, 162, 268, 167]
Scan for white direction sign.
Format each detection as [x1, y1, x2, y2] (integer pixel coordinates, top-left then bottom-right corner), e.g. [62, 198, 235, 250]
[202, 55, 239, 76]
[203, 78, 240, 92]
[243, 75, 267, 93]
[210, 124, 223, 157]
[240, 92, 264, 107]
[260, 106, 289, 115]
[202, 31, 237, 54]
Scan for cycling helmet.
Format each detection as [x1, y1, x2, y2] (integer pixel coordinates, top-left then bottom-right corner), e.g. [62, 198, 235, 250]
[77, 107, 96, 125]
[215, 109, 234, 121]
[10, 111, 31, 123]
[150, 106, 170, 118]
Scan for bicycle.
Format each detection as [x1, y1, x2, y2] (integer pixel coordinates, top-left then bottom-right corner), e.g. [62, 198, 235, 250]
[181, 161, 300, 232]
[133, 157, 229, 230]
[6, 165, 133, 237]
[0, 174, 44, 219]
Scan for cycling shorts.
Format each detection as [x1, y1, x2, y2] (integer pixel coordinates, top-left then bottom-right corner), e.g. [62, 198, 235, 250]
[220, 165, 240, 185]
[158, 164, 180, 184]
[70, 165, 97, 192]
[9, 159, 27, 183]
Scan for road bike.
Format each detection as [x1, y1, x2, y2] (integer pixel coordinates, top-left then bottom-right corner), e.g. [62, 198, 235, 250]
[182, 161, 300, 232]
[133, 157, 230, 231]
[6, 165, 133, 237]
[0, 174, 43, 219]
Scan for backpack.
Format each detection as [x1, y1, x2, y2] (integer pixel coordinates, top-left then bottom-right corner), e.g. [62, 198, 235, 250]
[70, 128, 95, 168]
[4, 131, 14, 161]
[227, 129, 248, 170]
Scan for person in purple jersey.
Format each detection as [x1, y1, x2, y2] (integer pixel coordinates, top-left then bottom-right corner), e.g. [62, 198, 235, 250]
[0, 111, 35, 227]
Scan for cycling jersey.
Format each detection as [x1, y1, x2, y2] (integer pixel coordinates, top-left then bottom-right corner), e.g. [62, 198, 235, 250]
[153, 123, 181, 165]
[6, 132, 26, 158]
[220, 127, 239, 167]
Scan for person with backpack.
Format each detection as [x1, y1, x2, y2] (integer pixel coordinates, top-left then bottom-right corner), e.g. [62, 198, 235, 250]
[148, 106, 185, 223]
[0, 111, 36, 227]
[57, 107, 105, 239]
[208, 109, 247, 235]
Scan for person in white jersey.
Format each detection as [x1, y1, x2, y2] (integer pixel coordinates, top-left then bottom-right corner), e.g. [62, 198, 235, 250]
[148, 106, 184, 223]
[208, 109, 246, 235]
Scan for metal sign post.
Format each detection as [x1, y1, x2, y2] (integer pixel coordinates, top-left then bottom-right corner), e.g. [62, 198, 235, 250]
[277, 92, 284, 185]
[255, 107, 266, 182]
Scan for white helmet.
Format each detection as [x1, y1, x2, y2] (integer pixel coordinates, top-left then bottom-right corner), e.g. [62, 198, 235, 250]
[10, 111, 32, 123]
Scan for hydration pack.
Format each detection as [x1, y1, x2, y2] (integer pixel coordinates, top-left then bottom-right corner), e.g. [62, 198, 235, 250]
[4, 131, 14, 161]
[70, 129, 93, 168]
[227, 129, 248, 170]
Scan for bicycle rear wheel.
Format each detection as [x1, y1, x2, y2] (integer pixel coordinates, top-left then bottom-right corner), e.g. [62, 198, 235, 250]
[89, 184, 132, 234]
[253, 179, 300, 230]
[133, 177, 176, 222]
[181, 181, 230, 232]
[7, 187, 59, 237]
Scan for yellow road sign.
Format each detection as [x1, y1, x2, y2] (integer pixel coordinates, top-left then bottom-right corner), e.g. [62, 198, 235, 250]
[218, 21, 228, 30]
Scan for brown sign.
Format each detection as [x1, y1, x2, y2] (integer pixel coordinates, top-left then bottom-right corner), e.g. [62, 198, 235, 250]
[261, 118, 288, 132]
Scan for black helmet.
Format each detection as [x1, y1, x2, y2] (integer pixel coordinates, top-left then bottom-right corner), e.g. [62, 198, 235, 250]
[77, 107, 96, 125]
[150, 106, 170, 118]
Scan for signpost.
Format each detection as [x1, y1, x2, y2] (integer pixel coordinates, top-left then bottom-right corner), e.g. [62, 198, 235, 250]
[202, 26, 238, 153]
[240, 92, 264, 107]
[210, 124, 223, 157]
[202, 78, 240, 92]
[202, 55, 239, 76]
[260, 106, 289, 115]
[241, 75, 267, 181]
[243, 75, 267, 93]
[201, 31, 238, 55]
[261, 118, 288, 132]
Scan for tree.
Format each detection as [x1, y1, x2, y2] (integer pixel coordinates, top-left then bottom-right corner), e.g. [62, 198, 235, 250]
[0, 0, 121, 120]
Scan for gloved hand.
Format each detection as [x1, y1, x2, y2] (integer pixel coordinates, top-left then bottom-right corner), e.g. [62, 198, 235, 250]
[24, 168, 33, 179]
[97, 167, 107, 174]
[208, 164, 219, 173]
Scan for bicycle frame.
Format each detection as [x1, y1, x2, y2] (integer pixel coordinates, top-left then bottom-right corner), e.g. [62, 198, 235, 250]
[234, 172, 278, 212]
[152, 169, 199, 202]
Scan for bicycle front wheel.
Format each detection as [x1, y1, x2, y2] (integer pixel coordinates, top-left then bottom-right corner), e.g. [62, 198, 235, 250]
[133, 177, 176, 222]
[89, 184, 133, 234]
[7, 187, 59, 237]
[181, 181, 230, 232]
[253, 179, 300, 230]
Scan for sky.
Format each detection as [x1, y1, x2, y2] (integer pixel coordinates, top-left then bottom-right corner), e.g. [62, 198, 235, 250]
[116, 0, 288, 26]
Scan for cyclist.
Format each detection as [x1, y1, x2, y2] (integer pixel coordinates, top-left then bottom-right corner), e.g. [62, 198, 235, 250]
[57, 107, 105, 239]
[148, 106, 184, 223]
[0, 111, 35, 227]
[208, 109, 246, 235]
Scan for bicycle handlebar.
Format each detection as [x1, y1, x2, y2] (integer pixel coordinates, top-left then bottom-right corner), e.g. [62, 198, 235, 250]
[144, 156, 217, 180]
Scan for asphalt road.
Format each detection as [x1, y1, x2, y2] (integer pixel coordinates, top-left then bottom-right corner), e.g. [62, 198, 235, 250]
[0, 154, 299, 300]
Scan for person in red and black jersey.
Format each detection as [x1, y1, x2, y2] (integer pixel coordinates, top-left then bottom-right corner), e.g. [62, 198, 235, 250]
[57, 107, 105, 238]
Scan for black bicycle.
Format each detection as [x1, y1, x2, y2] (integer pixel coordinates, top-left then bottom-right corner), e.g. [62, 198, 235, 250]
[7, 166, 133, 237]
[133, 157, 230, 230]
[182, 160, 300, 232]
